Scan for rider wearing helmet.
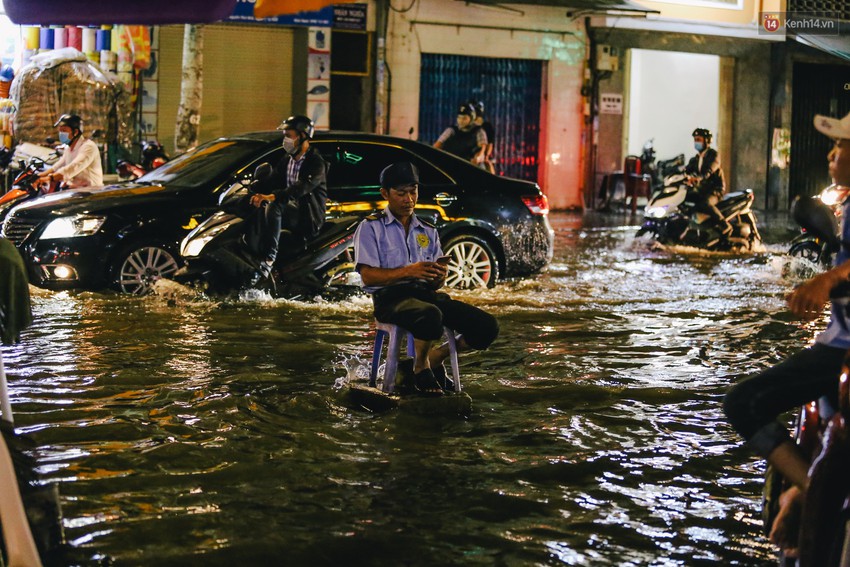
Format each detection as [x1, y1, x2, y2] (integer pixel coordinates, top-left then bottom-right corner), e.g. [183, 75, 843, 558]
[37, 113, 103, 188]
[247, 114, 328, 284]
[685, 127, 729, 233]
[724, 110, 850, 555]
[470, 99, 496, 174]
[434, 102, 488, 165]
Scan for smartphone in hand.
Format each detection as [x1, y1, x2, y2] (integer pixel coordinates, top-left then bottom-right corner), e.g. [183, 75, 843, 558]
[436, 255, 451, 265]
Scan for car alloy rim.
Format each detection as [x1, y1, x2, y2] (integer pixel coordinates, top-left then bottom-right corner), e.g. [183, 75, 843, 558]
[445, 241, 492, 289]
[119, 247, 180, 294]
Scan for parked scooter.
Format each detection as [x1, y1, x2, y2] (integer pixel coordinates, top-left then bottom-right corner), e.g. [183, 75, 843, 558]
[637, 173, 762, 251]
[640, 139, 686, 193]
[788, 184, 847, 266]
[116, 140, 169, 180]
[174, 164, 362, 298]
[761, 362, 850, 566]
[0, 146, 63, 223]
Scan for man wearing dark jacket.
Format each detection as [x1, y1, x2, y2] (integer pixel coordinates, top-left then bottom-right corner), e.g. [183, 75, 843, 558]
[248, 115, 328, 282]
[686, 127, 730, 233]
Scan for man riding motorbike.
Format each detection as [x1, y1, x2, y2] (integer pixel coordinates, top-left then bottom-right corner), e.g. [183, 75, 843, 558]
[245, 115, 328, 286]
[723, 109, 850, 558]
[685, 127, 729, 234]
[36, 114, 103, 189]
[433, 103, 488, 166]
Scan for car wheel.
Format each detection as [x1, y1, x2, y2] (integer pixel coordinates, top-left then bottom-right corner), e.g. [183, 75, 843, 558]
[113, 243, 182, 295]
[442, 234, 499, 289]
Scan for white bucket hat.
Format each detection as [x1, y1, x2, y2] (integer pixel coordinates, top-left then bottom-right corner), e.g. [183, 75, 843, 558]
[814, 111, 850, 140]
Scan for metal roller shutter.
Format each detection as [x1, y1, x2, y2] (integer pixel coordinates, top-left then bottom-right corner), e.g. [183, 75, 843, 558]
[157, 23, 295, 152]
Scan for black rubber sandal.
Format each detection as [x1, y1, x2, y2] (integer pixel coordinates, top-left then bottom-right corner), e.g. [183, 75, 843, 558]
[414, 368, 443, 396]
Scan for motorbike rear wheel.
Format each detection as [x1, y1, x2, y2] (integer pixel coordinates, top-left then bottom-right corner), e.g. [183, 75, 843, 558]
[789, 240, 823, 265]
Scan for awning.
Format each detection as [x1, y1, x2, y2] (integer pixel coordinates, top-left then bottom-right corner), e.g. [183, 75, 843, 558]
[459, 0, 658, 15]
[792, 24, 850, 62]
[1, 0, 239, 25]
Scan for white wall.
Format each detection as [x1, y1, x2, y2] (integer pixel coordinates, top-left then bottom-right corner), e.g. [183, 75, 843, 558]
[628, 49, 720, 162]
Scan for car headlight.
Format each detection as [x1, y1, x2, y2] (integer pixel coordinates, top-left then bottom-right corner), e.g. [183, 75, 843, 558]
[40, 215, 106, 239]
[645, 206, 668, 219]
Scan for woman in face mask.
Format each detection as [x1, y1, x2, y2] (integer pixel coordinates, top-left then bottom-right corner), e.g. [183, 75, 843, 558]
[37, 114, 104, 189]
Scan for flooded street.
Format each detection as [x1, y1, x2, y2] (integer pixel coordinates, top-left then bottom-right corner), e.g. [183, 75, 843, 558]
[4, 211, 814, 566]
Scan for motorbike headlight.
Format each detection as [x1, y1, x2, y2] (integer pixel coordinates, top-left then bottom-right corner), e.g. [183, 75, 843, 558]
[820, 185, 849, 207]
[645, 206, 667, 219]
[180, 222, 231, 258]
[40, 215, 105, 239]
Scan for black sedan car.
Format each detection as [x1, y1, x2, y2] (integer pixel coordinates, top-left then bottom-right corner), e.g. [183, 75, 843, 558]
[1, 131, 554, 294]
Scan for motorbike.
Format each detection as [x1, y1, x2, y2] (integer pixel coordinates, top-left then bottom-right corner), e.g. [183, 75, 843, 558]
[174, 164, 363, 299]
[0, 145, 63, 223]
[636, 173, 763, 251]
[116, 140, 169, 180]
[788, 184, 848, 266]
[640, 139, 686, 193]
[761, 361, 850, 566]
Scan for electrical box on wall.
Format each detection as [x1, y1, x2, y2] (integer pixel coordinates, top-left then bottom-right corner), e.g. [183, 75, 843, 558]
[596, 45, 620, 72]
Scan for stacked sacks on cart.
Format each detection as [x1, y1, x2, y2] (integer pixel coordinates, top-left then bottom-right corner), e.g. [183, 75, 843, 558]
[8, 47, 132, 155]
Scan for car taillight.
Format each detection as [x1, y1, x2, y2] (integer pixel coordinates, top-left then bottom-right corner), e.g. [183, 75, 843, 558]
[522, 194, 549, 215]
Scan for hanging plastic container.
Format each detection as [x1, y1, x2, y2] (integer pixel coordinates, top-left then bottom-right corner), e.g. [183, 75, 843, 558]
[67, 26, 82, 50]
[23, 27, 39, 51]
[39, 27, 54, 51]
[53, 27, 68, 50]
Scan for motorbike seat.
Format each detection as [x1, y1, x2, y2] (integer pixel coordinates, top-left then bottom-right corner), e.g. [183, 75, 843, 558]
[719, 191, 753, 207]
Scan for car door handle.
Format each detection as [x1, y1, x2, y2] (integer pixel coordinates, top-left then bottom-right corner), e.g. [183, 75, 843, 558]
[435, 193, 457, 207]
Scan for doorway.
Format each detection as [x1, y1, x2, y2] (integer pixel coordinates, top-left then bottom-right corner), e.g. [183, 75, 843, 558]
[418, 53, 543, 182]
[627, 49, 721, 163]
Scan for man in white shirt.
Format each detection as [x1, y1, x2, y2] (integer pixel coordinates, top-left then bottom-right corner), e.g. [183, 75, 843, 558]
[37, 114, 103, 188]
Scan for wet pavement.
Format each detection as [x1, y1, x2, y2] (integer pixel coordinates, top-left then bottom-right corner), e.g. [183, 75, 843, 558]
[3, 210, 814, 566]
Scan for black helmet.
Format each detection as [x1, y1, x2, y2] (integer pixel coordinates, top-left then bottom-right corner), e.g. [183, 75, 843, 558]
[692, 127, 712, 142]
[380, 162, 419, 189]
[457, 103, 476, 119]
[469, 99, 485, 118]
[277, 115, 314, 139]
[54, 113, 83, 132]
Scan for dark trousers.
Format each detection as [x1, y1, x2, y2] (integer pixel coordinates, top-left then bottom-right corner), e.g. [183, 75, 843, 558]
[723, 343, 844, 458]
[373, 283, 499, 350]
[247, 200, 300, 263]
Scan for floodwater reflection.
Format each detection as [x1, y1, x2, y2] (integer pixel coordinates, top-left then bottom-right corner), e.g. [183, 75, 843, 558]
[4, 211, 809, 565]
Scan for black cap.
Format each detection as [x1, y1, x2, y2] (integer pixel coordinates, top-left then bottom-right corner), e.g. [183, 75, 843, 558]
[380, 162, 419, 189]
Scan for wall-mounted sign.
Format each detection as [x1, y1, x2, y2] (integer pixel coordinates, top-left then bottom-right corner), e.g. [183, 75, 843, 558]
[228, 0, 333, 27]
[333, 3, 367, 30]
[307, 27, 331, 130]
[600, 93, 623, 115]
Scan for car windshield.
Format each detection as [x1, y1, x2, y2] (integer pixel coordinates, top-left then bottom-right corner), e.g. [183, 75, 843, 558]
[136, 139, 268, 188]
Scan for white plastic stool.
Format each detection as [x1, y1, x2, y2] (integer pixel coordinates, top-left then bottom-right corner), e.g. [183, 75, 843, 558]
[370, 321, 461, 394]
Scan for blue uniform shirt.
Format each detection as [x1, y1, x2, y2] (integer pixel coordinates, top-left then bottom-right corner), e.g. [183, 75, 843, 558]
[816, 196, 850, 348]
[353, 207, 444, 294]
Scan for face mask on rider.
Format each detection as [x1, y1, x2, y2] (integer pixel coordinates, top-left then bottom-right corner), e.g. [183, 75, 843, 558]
[283, 136, 299, 155]
[59, 131, 71, 145]
[694, 142, 705, 152]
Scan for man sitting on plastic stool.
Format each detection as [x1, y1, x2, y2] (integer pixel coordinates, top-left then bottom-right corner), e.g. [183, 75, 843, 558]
[353, 162, 499, 396]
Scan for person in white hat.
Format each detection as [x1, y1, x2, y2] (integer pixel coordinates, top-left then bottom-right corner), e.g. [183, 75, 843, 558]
[723, 110, 850, 557]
